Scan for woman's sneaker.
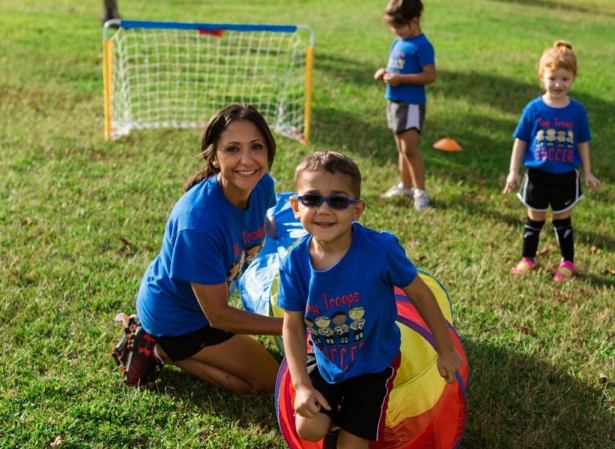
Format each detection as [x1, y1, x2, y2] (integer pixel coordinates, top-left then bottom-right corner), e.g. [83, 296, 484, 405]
[553, 260, 575, 282]
[511, 257, 536, 275]
[413, 189, 430, 210]
[112, 314, 162, 388]
[381, 182, 414, 199]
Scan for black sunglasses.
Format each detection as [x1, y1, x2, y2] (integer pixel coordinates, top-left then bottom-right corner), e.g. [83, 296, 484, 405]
[295, 193, 361, 210]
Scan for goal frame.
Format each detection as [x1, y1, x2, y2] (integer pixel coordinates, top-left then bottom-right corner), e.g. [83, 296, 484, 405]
[102, 19, 314, 143]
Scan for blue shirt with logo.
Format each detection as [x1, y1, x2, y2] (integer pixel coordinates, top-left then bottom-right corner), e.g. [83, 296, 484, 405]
[385, 33, 435, 105]
[278, 223, 417, 384]
[137, 174, 276, 336]
[513, 97, 591, 173]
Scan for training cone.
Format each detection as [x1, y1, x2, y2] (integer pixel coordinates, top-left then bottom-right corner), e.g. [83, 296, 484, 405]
[432, 138, 462, 152]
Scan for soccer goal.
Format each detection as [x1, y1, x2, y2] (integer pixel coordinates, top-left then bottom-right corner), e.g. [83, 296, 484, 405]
[102, 20, 314, 143]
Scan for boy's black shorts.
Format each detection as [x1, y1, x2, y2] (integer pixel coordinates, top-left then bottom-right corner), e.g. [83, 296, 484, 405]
[155, 326, 235, 362]
[517, 167, 583, 213]
[307, 352, 400, 441]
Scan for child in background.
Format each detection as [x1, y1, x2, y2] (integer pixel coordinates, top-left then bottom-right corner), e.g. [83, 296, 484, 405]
[278, 151, 461, 449]
[374, 0, 436, 210]
[504, 40, 600, 281]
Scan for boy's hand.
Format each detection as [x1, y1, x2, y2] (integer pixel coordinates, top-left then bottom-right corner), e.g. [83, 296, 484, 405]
[374, 68, 387, 81]
[503, 172, 520, 193]
[584, 173, 601, 191]
[437, 349, 462, 384]
[294, 385, 331, 418]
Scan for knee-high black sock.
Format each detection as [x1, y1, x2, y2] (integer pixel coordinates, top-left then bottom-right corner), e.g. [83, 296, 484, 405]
[553, 217, 574, 262]
[522, 219, 545, 259]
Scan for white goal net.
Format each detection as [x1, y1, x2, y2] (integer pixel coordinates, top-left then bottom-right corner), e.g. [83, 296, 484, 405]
[103, 20, 314, 143]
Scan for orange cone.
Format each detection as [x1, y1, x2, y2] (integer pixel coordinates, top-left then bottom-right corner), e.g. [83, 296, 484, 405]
[432, 137, 462, 152]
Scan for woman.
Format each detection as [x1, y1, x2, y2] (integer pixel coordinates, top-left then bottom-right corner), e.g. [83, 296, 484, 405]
[118, 104, 282, 392]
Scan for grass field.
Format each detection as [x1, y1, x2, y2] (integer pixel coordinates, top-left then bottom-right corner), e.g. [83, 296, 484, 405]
[1, 1, 613, 448]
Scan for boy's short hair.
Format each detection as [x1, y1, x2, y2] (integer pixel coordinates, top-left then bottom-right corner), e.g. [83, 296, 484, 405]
[294, 151, 362, 198]
[385, 0, 423, 26]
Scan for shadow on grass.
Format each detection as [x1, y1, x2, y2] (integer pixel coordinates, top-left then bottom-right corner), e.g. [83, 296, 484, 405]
[489, 0, 615, 17]
[461, 339, 614, 449]
[156, 368, 280, 434]
[312, 62, 615, 186]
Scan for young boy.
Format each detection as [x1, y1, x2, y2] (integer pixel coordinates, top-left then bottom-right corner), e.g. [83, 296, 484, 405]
[374, 0, 436, 210]
[278, 151, 461, 448]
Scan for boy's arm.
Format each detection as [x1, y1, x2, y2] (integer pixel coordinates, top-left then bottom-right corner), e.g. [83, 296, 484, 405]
[383, 64, 436, 86]
[402, 276, 461, 383]
[577, 142, 601, 191]
[282, 310, 331, 417]
[503, 138, 527, 193]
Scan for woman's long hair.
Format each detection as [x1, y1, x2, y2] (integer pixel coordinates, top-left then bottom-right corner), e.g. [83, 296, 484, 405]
[184, 104, 277, 191]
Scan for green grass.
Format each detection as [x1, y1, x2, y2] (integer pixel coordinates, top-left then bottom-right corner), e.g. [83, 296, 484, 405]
[1, 1, 613, 448]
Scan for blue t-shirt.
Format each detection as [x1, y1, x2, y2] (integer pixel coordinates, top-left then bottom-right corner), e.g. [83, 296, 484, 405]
[277, 223, 418, 384]
[513, 97, 591, 174]
[385, 33, 435, 105]
[137, 173, 276, 337]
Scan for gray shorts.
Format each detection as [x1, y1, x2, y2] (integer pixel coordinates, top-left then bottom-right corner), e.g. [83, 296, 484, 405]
[386, 101, 425, 134]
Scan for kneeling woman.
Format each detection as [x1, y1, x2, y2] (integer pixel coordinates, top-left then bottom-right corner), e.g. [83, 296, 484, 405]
[135, 104, 282, 392]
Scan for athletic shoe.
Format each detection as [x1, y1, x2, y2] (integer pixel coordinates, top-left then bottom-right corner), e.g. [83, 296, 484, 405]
[112, 314, 162, 388]
[413, 189, 430, 210]
[553, 260, 575, 282]
[381, 182, 414, 199]
[511, 257, 536, 275]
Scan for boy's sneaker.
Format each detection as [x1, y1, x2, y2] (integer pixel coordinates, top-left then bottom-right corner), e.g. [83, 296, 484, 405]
[511, 257, 535, 275]
[381, 182, 414, 199]
[413, 189, 430, 210]
[553, 260, 575, 282]
[112, 314, 162, 388]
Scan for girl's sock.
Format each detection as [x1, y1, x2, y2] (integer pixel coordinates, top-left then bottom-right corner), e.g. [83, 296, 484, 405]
[522, 219, 545, 259]
[553, 217, 574, 262]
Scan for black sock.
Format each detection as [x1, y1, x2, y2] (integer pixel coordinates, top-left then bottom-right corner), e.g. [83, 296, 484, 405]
[553, 217, 574, 262]
[522, 219, 545, 259]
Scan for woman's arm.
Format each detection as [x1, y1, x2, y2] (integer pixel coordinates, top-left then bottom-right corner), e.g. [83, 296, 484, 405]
[192, 282, 282, 335]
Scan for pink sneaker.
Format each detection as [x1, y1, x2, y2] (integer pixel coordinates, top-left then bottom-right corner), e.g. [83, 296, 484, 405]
[511, 257, 535, 275]
[553, 260, 575, 282]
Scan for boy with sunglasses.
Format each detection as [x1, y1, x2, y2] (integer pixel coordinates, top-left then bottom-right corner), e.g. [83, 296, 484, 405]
[278, 151, 461, 449]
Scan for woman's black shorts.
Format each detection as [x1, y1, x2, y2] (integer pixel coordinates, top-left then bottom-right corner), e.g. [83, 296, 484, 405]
[155, 326, 235, 362]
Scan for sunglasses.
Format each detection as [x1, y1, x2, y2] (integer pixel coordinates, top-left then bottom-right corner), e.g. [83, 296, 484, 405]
[295, 193, 361, 210]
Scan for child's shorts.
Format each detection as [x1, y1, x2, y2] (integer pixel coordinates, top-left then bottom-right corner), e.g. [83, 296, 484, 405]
[517, 167, 583, 213]
[386, 101, 425, 134]
[307, 352, 400, 441]
[155, 326, 235, 362]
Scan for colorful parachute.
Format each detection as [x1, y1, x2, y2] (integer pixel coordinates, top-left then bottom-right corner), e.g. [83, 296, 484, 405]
[236, 193, 469, 449]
